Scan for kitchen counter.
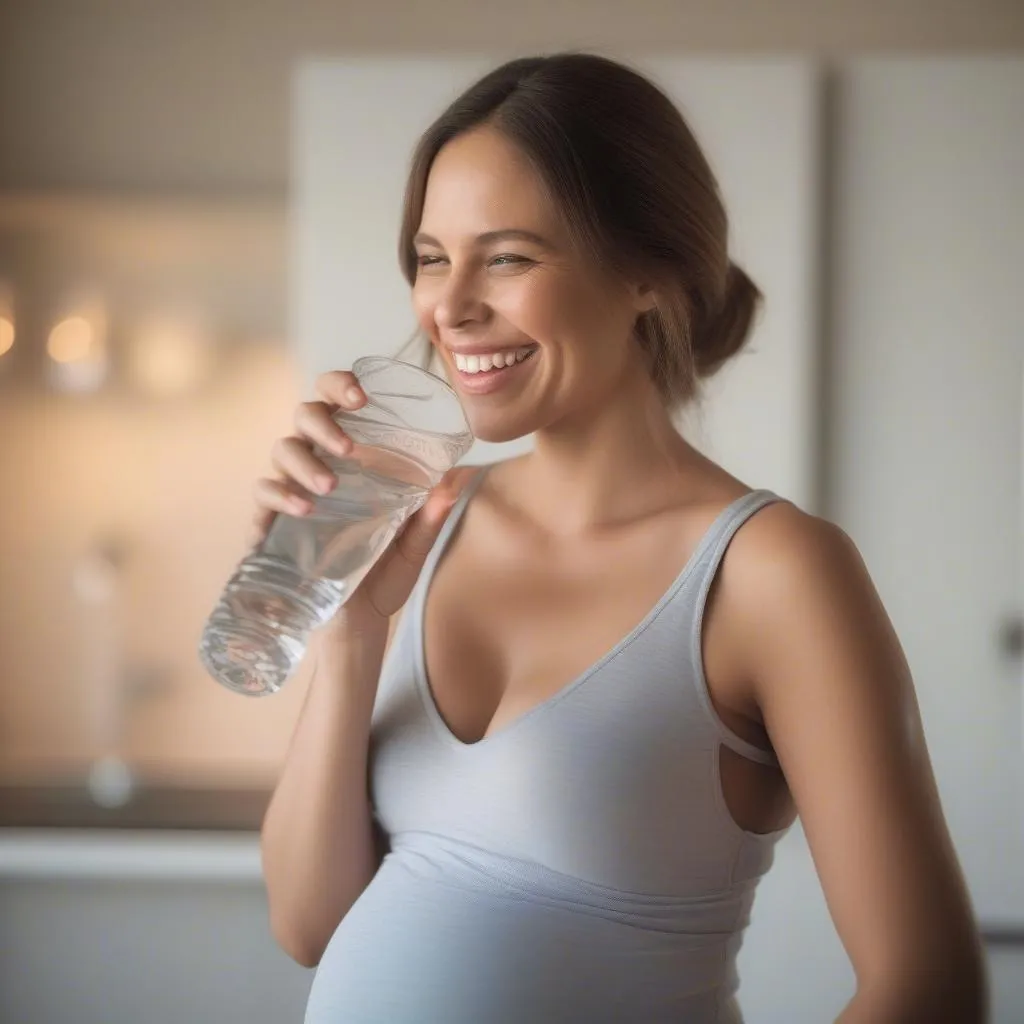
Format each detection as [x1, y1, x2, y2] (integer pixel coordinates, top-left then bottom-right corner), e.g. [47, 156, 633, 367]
[0, 783, 271, 880]
[0, 783, 270, 831]
[0, 827, 263, 880]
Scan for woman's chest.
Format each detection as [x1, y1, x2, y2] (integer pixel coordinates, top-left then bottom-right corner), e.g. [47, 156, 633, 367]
[370, 600, 736, 892]
[422, 516, 701, 746]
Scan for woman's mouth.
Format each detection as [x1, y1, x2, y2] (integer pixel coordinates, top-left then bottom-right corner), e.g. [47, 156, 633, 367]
[448, 344, 538, 395]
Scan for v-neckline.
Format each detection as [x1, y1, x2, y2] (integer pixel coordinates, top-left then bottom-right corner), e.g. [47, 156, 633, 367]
[413, 470, 761, 752]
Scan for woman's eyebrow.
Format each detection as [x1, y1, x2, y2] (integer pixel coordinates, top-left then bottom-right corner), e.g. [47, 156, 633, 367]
[413, 229, 553, 249]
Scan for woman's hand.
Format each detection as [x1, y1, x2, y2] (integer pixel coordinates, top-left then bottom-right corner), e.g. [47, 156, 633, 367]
[250, 369, 475, 640]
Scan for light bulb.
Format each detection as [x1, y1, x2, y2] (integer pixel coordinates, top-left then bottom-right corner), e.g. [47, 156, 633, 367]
[47, 316, 95, 363]
[45, 295, 109, 393]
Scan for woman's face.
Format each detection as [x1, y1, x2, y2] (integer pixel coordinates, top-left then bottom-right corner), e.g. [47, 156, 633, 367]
[411, 127, 655, 443]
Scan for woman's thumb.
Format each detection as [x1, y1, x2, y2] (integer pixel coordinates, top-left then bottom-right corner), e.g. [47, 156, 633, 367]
[394, 488, 460, 565]
[396, 466, 477, 562]
[364, 467, 478, 615]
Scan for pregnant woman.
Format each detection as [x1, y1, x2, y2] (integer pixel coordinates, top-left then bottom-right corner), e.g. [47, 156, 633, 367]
[256, 54, 985, 1023]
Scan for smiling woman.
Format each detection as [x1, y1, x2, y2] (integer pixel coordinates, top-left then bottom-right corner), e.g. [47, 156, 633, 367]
[259, 53, 986, 1024]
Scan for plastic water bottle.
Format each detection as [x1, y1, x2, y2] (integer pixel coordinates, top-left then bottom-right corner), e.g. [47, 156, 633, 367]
[199, 357, 473, 696]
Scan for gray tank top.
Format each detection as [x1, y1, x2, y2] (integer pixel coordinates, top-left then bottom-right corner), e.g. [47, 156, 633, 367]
[305, 476, 791, 1024]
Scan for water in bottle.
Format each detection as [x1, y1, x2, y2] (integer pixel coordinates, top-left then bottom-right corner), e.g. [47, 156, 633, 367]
[198, 356, 473, 697]
[199, 449, 430, 695]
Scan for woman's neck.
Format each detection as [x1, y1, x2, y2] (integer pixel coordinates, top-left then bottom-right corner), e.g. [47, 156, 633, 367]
[504, 372, 703, 535]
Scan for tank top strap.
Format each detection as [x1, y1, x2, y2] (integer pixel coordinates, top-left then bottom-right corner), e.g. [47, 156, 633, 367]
[686, 489, 787, 768]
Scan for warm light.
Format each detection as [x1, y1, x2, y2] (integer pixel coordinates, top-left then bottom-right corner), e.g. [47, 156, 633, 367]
[128, 315, 213, 396]
[48, 316, 96, 363]
[45, 296, 109, 393]
[0, 316, 13, 356]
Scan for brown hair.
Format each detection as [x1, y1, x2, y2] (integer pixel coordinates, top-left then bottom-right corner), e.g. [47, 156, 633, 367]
[398, 53, 762, 406]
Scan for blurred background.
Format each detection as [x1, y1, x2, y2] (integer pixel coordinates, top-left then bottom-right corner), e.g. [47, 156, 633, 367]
[0, 2, 1022, 1022]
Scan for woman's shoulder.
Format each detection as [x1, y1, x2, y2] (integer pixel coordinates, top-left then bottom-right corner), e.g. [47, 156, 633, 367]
[717, 491, 864, 601]
[715, 497, 881, 662]
[701, 495, 898, 737]
[728, 497, 861, 582]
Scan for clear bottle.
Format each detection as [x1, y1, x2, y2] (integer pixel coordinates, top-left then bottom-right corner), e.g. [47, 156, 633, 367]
[199, 357, 473, 696]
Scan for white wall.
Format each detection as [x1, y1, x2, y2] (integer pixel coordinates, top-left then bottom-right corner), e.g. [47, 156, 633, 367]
[638, 57, 821, 510]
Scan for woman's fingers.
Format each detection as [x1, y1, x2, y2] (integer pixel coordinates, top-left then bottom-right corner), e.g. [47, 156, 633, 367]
[249, 476, 315, 546]
[310, 371, 366, 452]
[270, 435, 338, 496]
[253, 474, 316, 516]
[284, 371, 368, 466]
[313, 370, 366, 411]
[248, 369, 369, 549]
[293, 402, 353, 459]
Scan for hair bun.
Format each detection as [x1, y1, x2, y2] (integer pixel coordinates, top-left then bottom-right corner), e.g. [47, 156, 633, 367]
[694, 262, 762, 379]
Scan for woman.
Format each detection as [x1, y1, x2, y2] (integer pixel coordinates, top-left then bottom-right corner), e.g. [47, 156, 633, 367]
[258, 54, 985, 1022]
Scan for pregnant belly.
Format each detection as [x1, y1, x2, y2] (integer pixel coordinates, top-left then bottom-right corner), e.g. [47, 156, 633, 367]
[303, 834, 740, 1024]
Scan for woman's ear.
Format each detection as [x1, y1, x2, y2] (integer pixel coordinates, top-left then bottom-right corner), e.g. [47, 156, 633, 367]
[628, 281, 659, 314]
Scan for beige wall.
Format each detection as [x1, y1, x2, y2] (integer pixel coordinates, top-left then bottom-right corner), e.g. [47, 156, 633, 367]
[0, 194, 298, 788]
[0, 0, 1022, 192]
[0, 345, 307, 786]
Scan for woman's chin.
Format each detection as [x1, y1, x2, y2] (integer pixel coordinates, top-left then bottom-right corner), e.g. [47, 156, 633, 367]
[466, 410, 537, 445]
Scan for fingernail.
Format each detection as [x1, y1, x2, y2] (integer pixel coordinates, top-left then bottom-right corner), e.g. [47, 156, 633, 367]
[345, 386, 364, 405]
[315, 475, 334, 494]
[290, 497, 311, 514]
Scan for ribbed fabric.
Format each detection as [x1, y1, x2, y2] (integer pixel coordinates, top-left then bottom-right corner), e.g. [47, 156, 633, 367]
[305, 478, 791, 1023]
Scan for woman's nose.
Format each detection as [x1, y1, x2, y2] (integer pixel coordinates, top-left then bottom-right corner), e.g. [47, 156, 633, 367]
[433, 270, 489, 330]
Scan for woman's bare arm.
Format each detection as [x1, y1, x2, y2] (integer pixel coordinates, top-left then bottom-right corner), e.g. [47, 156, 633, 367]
[260, 624, 390, 968]
[256, 458, 475, 968]
[722, 505, 987, 1022]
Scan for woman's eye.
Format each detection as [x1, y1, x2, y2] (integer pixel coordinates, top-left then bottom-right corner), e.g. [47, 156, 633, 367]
[415, 252, 531, 272]
[416, 254, 446, 268]
[490, 253, 532, 268]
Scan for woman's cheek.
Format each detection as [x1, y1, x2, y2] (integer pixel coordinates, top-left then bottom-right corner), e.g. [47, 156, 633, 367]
[501, 280, 561, 338]
[411, 288, 436, 336]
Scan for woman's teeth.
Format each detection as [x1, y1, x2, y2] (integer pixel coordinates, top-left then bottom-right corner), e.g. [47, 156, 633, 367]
[453, 346, 534, 374]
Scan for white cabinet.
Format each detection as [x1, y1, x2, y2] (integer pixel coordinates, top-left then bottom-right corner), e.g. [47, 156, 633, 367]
[826, 56, 1024, 1022]
[0, 833, 311, 1024]
[744, 54, 1024, 1024]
